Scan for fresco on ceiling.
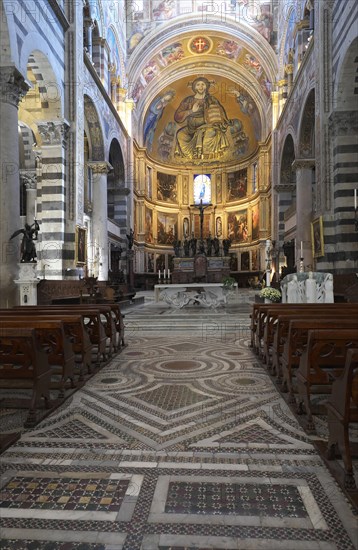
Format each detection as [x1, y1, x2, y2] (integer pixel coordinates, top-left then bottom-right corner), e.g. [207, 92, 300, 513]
[144, 75, 261, 166]
[157, 212, 177, 245]
[157, 172, 177, 202]
[126, 2, 275, 56]
[227, 169, 247, 201]
[153, 0, 175, 21]
[251, 3, 274, 43]
[228, 209, 249, 243]
[132, 36, 271, 104]
[127, 20, 153, 54]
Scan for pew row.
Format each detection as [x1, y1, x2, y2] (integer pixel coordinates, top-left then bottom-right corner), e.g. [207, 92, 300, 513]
[279, 318, 358, 401]
[0, 327, 52, 427]
[9, 306, 108, 363]
[0, 313, 92, 380]
[295, 328, 358, 432]
[251, 303, 358, 358]
[326, 348, 358, 490]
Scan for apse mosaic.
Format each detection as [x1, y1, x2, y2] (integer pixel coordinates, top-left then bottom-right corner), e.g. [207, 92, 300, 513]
[228, 209, 249, 243]
[143, 75, 261, 166]
[227, 169, 247, 201]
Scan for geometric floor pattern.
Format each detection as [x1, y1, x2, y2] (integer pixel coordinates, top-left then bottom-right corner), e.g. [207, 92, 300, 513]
[1, 294, 357, 549]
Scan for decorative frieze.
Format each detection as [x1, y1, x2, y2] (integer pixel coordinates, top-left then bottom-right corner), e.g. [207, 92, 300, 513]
[0, 67, 29, 107]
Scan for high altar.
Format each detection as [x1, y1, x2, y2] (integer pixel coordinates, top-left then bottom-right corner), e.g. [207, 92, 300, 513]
[172, 255, 230, 284]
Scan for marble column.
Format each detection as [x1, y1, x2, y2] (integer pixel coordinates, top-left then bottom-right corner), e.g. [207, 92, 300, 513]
[88, 161, 112, 281]
[0, 67, 29, 307]
[21, 172, 37, 224]
[292, 159, 315, 270]
[84, 18, 94, 58]
[37, 120, 69, 278]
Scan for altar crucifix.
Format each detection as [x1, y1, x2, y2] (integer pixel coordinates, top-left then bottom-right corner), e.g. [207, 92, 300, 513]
[191, 199, 212, 240]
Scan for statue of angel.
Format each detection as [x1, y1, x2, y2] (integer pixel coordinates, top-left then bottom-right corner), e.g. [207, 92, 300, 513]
[10, 220, 40, 262]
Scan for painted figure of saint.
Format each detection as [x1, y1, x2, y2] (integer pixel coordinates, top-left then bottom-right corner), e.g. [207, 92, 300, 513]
[174, 77, 230, 160]
[144, 90, 175, 150]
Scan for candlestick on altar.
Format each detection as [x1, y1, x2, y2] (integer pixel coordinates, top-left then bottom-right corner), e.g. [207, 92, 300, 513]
[299, 257, 304, 273]
[158, 270, 161, 280]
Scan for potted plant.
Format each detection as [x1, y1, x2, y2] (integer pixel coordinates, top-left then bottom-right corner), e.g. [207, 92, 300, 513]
[259, 287, 281, 303]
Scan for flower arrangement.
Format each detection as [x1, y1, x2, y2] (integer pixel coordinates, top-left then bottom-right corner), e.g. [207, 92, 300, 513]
[259, 287, 281, 302]
[222, 276, 236, 289]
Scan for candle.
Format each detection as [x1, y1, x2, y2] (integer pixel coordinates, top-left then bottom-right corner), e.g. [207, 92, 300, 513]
[168, 268, 170, 278]
[300, 241, 303, 257]
[355, 189, 357, 210]
[158, 270, 161, 279]
[164, 269, 166, 278]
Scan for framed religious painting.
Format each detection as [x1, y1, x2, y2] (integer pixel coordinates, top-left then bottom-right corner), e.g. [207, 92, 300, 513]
[75, 226, 87, 265]
[311, 216, 324, 258]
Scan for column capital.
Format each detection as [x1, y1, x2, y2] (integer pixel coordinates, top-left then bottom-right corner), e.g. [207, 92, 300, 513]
[37, 120, 70, 146]
[20, 170, 37, 189]
[125, 98, 136, 111]
[88, 161, 113, 174]
[0, 66, 29, 107]
[291, 158, 315, 170]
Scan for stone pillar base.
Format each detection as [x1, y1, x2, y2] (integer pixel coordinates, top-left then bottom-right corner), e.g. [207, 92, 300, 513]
[14, 263, 40, 305]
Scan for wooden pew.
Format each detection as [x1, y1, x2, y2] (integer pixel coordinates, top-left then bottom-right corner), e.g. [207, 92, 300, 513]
[0, 312, 92, 380]
[35, 304, 118, 354]
[0, 327, 52, 427]
[252, 303, 358, 358]
[12, 306, 108, 363]
[264, 306, 358, 372]
[295, 328, 358, 431]
[0, 319, 76, 398]
[326, 348, 358, 490]
[279, 318, 358, 400]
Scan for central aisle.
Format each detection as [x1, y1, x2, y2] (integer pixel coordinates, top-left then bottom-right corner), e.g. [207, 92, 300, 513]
[0, 294, 357, 549]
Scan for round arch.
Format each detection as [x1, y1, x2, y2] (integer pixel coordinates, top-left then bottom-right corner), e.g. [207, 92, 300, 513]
[298, 88, 315, 158]
[334, 36, 358, 110]
[18, 37, 65, 116]
[280, 133, 296, 186]
[84, 94, 105, 161]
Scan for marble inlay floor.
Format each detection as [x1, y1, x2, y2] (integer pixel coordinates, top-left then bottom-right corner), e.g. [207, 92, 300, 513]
[0, 293, 357, 549]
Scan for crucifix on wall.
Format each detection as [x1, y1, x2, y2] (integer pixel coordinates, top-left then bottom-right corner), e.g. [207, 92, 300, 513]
[190, 199, 212, 240]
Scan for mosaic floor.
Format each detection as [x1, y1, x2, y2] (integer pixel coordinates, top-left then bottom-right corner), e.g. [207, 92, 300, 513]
[1, 293, 357, 549]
